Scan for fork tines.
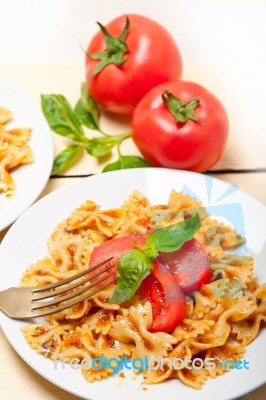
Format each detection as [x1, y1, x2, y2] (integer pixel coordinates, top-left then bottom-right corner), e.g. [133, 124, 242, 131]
[31, 257, 116, 317]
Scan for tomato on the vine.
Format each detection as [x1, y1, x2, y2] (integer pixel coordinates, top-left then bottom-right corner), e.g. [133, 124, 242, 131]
[85, 14, 182, 115]
[131, 81, 229, 172]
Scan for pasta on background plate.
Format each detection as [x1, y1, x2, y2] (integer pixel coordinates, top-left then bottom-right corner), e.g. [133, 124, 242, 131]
[21, 190, 266, 389]
[0, 106, 33, 194]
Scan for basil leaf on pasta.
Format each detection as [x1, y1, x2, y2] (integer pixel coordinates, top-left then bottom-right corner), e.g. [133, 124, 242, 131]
[111, 250, 153, 304]
[146, 213, 201, 253]
[111, 214, 200, 304]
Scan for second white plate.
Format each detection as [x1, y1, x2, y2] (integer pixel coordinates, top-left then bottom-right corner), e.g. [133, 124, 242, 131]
[0, 80, 53, 231]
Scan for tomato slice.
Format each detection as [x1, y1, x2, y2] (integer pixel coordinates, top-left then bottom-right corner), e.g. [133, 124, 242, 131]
[89, 234, 186, 333]
[138, 260, 186, 333]
[158, 238, 211, 293]
[89, 234, 146, 284]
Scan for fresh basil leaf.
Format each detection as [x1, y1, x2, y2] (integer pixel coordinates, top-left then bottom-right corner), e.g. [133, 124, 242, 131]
[146, 213, 201, 253]
[111, 249, 153, 303]
[152, 207, 208, 228]
[51, 145, 83, 175]
[74, 83, 99, 130]
[86, 138, 114, 158]
[103, 155, 149, 172]
[41, 94, 87, 142]
[74, 99, 98, 130]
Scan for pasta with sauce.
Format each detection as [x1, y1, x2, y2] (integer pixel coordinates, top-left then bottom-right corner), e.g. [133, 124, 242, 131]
[0, 106, 33, 193]
[21, 190, 266, 388]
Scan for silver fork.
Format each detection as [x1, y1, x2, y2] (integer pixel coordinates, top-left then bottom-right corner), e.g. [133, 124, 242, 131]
[0, 257, 116, 319]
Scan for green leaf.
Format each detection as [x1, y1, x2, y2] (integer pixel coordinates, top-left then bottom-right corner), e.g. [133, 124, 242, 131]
[88, 16, 130, 77]
[41, 94, 88, 142]
[146, 213, 201, 253]
[86, 139, 114, 157]
[111, 250, 153, 303]
[51, 145, 83, 175]
[74, 83, 99, 130]
[102, 155, 149, 172]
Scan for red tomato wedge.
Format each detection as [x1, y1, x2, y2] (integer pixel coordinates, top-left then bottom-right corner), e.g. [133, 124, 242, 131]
[138, 260, 186, 333]
[158, 238, 211, 293]
[89, 234, 146, 284]
[89, 234, 186, 333]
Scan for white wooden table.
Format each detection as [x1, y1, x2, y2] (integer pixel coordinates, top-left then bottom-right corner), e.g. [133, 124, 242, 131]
[0, 1, 265, 399]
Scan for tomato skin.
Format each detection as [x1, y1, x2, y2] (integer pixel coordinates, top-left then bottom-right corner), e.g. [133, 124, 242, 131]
[159, 238, 212, 293]
[89, 234, 186, 333]
[89, 234, 146, 284]
[131, 80, 229, 172]
[85, 14, 182, 115]
[139, 260, 186, 333]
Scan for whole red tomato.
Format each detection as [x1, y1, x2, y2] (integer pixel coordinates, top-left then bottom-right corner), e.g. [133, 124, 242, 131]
[131, 81, 229, 172]
[85, 14, 182, 115]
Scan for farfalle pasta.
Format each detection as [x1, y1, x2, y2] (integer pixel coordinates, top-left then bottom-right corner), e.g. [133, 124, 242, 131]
[0, 106, 33, 193]
[21, 190, 266, 389]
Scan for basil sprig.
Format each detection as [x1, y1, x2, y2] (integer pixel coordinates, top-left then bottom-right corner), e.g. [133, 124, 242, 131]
[111, 214, 200, 303]
[41, 83, 147, 175]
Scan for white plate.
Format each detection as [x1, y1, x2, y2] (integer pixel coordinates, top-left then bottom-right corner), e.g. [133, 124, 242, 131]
[0, 168, 265, 400]
[0, 80, 53, 230]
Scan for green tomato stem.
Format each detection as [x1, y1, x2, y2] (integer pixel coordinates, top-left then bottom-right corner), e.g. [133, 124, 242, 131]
[88, 17, 130, 77]
[162, 90, 200, 123]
